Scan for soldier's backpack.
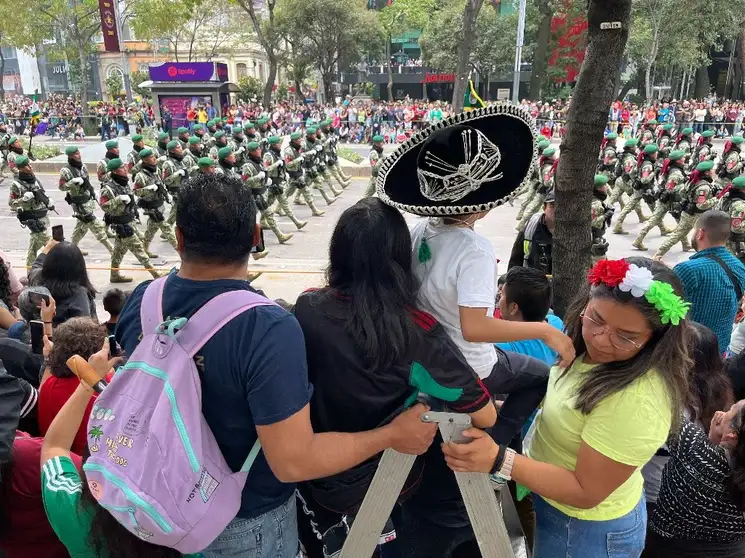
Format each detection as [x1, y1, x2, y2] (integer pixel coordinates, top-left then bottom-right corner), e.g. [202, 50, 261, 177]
[83, 276, 274, 553]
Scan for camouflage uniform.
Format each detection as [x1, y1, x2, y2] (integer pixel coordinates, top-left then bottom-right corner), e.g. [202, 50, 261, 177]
[608, 144, 648, 224]
[366, 142, 382, 198]
[133, 165, 177, 254]
[688, 131, 716, 172]
[183, 141, 203, 178]
[318, 124, 349, 191]
[160, 153, 189, 225]
[597, 137, 618, 182]
[242, 152, 293, 244]
[327, 125, 352, 182]
[9, 165, 52, 266]
[100, 171, 159, 283]
[304, 133, 342, 197]
[591, 175, 612, 263]
[299, 130, 336, 206]
[176, 128, 190, 151]
[719, 176, 745, 263]
[0, 130, 12, 177]
[656, 127, 674, 161]
[126, 148, 144, 178]
[263, 140, 307, 230]
[517, 140, 551, 221]
[673, 129, 694, 162]
[229, 133, 248, 167]
[59, 162, 113, 254]
[283, 136, 324, 217]
[208, 132, 228, 162]
[716, 139, 743, 187]
[6, 147, 26, 178]
[614, 149, 660, 234]
[638, 120, 657, 147]
[517, 149, 557, 232]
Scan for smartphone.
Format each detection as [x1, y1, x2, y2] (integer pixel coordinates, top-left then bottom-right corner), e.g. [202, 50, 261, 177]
[108, 335, 121, 357]
[52, 225, 64, 242]
[250, 225, 266, 254]
[30, 320, 44, 355]
[29, 292, 50, 308]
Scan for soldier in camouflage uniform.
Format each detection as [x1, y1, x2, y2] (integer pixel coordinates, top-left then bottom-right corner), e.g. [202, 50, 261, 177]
[672, 127, 694, 163]
[591, 175, 613, 263]
[183, 137, 203, 177]
[97, 140, 120, 183]
[633, 149, 688, 251]
[654, 160, 717, 260]
[614, 144, 660, 234]
[656, 124, 675, 162]
[6, 136, 27, 178]
[263, 135, 307, 230]
[197, 156, 218, 175]
[209, 131, 229, 162]
[242, 141, 293, 244]
[716, 135, 744, 187]
[299, 127, 337, 206]
[597, 133, 618, 181]
[517, 139, 550, 220]
[0, 123, 10, 178]
[160, 141, 190, 226]
[176, 127, 190, 150]
[204, 120, 218, 150]
[133, 148, 177, 257]
[155, 132, 170, 159]
[516, 146, 558, 232]
[230, 127, 248, 167]
[689, 129, 717, 172]
[638, 119, 658, 147]
[244, 122, 260, 147]
[126, 134, 146, 178]
[365, 135, 385, 198]
[721, 175, 745, 264]
[8, 155, 53, 266]
[59, 146, 113, 256]
[318, 120, 350, 190]
[100, 159, 160, 283]
[192, 123, 205, 143]
[283, 131, 324, 217]
[312, 127, 343, 198]
[216, 145, 240, 178]
[608, 139, 648, 222]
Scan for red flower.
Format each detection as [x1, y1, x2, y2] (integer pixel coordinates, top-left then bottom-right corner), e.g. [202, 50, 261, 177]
[587, 259, 630, 287]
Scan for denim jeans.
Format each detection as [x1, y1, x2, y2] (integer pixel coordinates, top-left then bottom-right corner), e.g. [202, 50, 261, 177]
[200, 496, 300, 557]
[533, 495, 646, 558]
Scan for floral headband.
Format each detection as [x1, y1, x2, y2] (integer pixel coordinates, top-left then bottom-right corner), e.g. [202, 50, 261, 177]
[587, 259, 690, 326]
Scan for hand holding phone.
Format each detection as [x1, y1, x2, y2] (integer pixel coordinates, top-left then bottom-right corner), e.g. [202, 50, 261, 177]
[52, 225, 64, 242]
[30, 320, 44, 355]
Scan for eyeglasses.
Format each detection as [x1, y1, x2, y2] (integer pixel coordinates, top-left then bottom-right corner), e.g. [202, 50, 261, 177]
[580, 313, 643, 351]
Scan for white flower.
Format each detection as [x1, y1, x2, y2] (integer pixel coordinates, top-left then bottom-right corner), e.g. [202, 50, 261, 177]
[618, 264, 654, 297]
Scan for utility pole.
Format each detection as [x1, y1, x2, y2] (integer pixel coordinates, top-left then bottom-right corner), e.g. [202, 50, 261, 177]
[511, 0, 527, 104]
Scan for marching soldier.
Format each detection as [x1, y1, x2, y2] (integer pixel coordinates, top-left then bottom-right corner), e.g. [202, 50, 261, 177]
[283, 131, 324, 217]
[192, 124, 205, 143]
[326, 121, 353, 184]
[654, 160, 717, 260]
[59, 146, 113, 256]
[0, 123, 10, 178]
[100, 158, 160, 283]
[160, 141, 189, 225]
[216, 145, 240, 178]
[615, 143, 662, 235]
[716, 135, 744, 185]
[365, 135, 385, 198]
[516, 146, 558, 232]
[263, 135, 307, 230]
[673, 127, 694, 160]
[656, 123, 675, 161]
[242, 141, 293, 244]
[184, 136, 203, 176]
[517, 139, 550, 221]
[6, 136, 27, 177]
[209, 131, 229, 161]
[97, 140, 120, 183]
[126, 134, 146, 177]
[244, 121, 259, 145]
[632, 149, 687, 251]
[689, 129, 717, 171]
[597, 133, 618, 181]
[608, 139, 648, 224]
[196, 156, 218, 175]
[133, 148, 177, 256]
[311, 128, 343, 198]
[300, 127, 336, 206]
[8, 155, 53, 266]
[155, 132, 171, 159]
[591, 174, 613, 263]
[176, 127, 190, 150]
[318, 120, 350, 190]
[230, 126, 248, 167]
[721, 175, 745, 264]
[638, 119, 658, 147]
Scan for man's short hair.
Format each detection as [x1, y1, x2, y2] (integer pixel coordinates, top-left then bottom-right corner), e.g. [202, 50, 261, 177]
[698, 210, 731, 245]
[102, 288, 128, 317]
[176, 173, 257, 265]
[503, 267, 552, 322]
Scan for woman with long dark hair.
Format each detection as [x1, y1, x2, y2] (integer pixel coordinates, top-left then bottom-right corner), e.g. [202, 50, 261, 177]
[293, 198, 497, 557]
[30, 240, 96, 326]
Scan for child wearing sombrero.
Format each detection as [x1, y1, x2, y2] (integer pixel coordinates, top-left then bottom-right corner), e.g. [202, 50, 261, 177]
[377, 105, 575, 448]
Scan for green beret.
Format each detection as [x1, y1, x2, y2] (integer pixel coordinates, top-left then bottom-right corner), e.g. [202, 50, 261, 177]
[243, 121, 255, 129]
[647, 119, 658, 125]
[624, 138, 639, 147]
[681, 127, 693, 136]
[267, 135, 281, 145]
[606, 133, 618, 140]
[662, 124, 673, 131]
[537, 140, 551, 150]
[247, 141, 261, 152]
[214, 131, 225, 139]
[290, 132, 302, 141]
[14, 154, 29, 168]
[177, 127, 189, 134]
[536, 134, 547, 143]
[732, 176, 745, 189]
[64, 145, 79, 155]
[107, 158, 123, 172]
[198, 157, 216, 167]
[217, 146, 233, 160]
[644, 144, 658, 154]
[257, 117, 268, 125]
[105, 140, 118, 149]
[131, 134, 144, 142]
[594, 174, 608, 186]
[158, 132, 169, 141]
[701, 130, 715, 138]
[306, 127, 317, 135]
[732, 135, 744, 145]
[232, 128, 244, 136]
[166, 140, 180, 151]
[668, 150, 685, 162]
[542, 147, 556, 157]
[8, 136, 18, 145]
[372, 135, 384, 143]
[139, 148, 154, 159]
[696, 160, 714, 172]
[188, 136, 202, 145]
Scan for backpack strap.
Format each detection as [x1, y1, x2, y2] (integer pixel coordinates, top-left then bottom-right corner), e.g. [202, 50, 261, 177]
[175, 290, 276, 358]
[140, 276, 168, 336]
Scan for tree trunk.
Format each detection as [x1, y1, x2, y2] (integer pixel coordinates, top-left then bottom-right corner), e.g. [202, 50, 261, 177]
[322, 71, 334, 104]
[263, 53, 277, 108]
[529, 0, 552, 101]
[78, 46, 89, 110]
[694, 64, 710, 98]
[386, 35, 394, 102]
[636, 69, 646, 100]
[485, 72, 491, 101]
[645, 60, 653, 99]
[552, 0, 632, 317]
[294, 78, 304, 103]
[452, 0, 484, 112]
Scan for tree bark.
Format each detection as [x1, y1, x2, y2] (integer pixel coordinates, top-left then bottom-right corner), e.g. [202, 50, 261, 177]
[529, 0, 552, 101]
[78, 44, 89, 110]
[694, 64, 710, 98]
[263, 55, 277, 108]
[386, 35, 394, 101]
[452, 0, 484, 112]
[552, 0, 632, 317]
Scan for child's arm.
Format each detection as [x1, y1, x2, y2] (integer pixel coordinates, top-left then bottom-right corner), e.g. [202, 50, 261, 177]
[459, 307, 575, 367]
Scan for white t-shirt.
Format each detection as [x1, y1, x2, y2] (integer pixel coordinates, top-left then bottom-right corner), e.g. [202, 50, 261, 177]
[410, 218, 498, 379]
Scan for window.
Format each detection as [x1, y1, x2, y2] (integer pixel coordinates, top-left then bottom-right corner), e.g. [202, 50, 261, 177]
[236, 63, 247, 79]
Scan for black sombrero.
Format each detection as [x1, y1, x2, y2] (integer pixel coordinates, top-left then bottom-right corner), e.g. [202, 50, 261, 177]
[376, 104, 537, 216]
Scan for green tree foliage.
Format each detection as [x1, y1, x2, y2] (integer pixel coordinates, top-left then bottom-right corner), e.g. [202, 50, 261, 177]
[105, 73, 124, 99]
[130, 70, 151, 98]
[236, 76, 263, 102]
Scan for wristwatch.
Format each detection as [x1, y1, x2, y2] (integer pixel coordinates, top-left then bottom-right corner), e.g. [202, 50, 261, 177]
[489, 445, 516, 482]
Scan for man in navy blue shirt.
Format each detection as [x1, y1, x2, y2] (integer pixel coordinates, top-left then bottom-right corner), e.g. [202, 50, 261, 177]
[116, 173, 437, 557]
[674, 210, 745, 353]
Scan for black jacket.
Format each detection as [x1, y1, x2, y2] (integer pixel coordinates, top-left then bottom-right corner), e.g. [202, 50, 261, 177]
[0, 361, 37, 468]
[509, 213, 553, 275]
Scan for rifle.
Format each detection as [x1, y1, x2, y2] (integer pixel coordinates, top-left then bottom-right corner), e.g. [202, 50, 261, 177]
[27, 122, 37, 161]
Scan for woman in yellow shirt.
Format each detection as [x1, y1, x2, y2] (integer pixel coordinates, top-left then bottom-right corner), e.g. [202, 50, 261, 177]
[443, 257, 691, 558]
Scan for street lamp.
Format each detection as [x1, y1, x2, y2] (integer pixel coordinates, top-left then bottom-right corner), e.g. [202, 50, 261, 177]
[511, 0, 527, 104]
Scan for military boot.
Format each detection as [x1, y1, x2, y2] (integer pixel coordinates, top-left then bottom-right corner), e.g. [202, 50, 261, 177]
[318, 188, 336, 205]
[632, 238, 648, 251]
[612, 224, 628, 235]
[110, 272, 133, 283]
[252, 249, 269, 260]
[294, 193, 306, 205]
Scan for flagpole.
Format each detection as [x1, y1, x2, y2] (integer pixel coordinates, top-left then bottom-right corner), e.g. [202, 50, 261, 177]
[511, 0, 527, 104]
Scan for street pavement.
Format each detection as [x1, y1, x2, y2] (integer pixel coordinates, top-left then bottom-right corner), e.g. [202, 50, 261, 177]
[1, 174, 690, 314]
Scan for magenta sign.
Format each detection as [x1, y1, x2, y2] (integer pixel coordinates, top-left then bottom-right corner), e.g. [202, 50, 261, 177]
[149, 62, 229, 83]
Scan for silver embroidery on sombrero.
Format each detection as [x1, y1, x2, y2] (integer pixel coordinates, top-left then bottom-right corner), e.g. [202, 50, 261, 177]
[417, 128, 503, 202]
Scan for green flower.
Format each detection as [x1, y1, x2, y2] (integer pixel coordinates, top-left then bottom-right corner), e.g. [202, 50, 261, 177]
[644, 280, 690, 325]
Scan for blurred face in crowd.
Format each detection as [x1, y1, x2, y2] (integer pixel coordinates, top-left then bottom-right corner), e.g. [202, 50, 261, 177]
[581, 297, 654, 364]
[709, 400, 745, 447]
